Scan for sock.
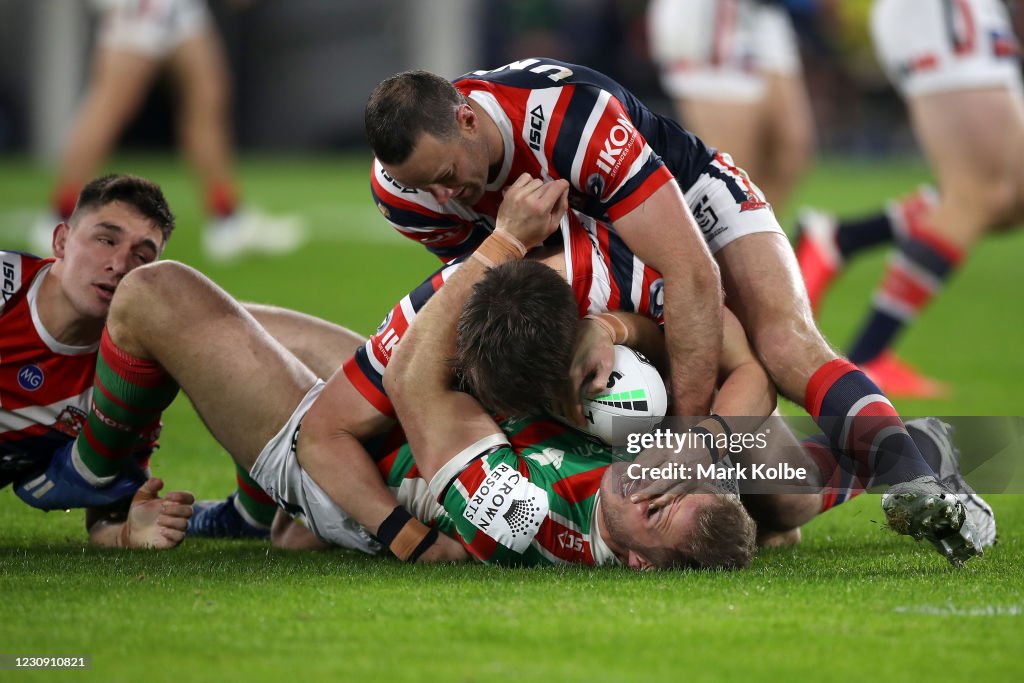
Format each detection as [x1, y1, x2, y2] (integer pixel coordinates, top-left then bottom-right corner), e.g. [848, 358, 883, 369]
[802, 435, 866, 514]
[206, 181, 239, 219]
[834, 186, 938, 260]
[848, 218, 964, 364]
[74, 328, 179, 483]
[805, 359, 936, 487]
[233, 463, 276, 528]
[53, 183, 81, 221]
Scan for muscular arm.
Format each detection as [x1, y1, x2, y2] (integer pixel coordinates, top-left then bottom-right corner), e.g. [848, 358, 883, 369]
[712, 308, 776, 419]
[386, 176, 570, 481]
[613, 181, 722, 418]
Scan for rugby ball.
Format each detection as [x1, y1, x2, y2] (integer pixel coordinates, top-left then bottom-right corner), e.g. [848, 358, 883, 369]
[577, 345, 668, 446]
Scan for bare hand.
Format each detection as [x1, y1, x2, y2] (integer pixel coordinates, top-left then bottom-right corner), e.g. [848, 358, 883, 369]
[123, 478, 194, 549]
[495, 174, 570, 249]
[626, 446, 715, 511]
[414, 531, 470, 563]
[555, 318, 616, 426]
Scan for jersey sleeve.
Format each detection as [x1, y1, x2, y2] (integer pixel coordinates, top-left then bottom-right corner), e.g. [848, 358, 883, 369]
[370, 161, 491, 260]
[428, 434, 550, 565]
[548, 86, 674, 222]
[341, 260, 463, 416]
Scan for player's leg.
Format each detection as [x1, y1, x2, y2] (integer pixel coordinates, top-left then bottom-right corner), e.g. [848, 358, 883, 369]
[845, 87, 1024, 377]
[166, 26, 237, 221]
[760, 71, 814, 216]
[715, 232, 978, 563]
[49, 47, 161, 222]
[166, 9, 304, 261]
[677, 98, 766, 185]
[244, 303, 366, 380]
[104, 262, 316, 468]
[187, 303, 366, 537]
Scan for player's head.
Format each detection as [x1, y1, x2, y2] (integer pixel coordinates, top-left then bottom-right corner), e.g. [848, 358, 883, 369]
[52, 174, 174, 324]
[366, 70, 491, 206]
[599, 465, 757, 571]
[455, 259, 578, 417]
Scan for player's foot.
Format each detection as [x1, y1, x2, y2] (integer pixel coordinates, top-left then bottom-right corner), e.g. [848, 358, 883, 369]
[795, 207, 843, 314]
[861, 351, 951, 399]
[203, 208, 307, 263]
[882, 475, 980, 566]
[906, 417, 996, 548]
[186, 493, 270, 539]
[29, 211, 60, 256]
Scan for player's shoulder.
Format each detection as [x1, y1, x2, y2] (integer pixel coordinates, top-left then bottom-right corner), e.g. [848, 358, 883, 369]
[457, 58, 623, 95]
[1, 250, 49, 312]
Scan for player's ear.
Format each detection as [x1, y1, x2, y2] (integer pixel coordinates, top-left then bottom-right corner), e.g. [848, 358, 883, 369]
[456, 103, 477, 133]
[51, 222, 70, 258]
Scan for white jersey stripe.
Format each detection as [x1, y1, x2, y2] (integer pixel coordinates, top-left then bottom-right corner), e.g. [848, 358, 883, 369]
[571, 90, 612, 189]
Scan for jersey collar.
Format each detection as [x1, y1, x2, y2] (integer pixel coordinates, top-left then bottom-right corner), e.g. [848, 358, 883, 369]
[28, 264, 99, 356]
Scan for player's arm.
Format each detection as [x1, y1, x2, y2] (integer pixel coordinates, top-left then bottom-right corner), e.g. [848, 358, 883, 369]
[712, 308, 776, 419]
[613, 181, 722, 419]
[85, 478, 194, 549]
[562, 311, 667, 424]
[385, 175, 569, 481]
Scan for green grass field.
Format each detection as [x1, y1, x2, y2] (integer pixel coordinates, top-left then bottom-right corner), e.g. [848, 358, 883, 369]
[1, 155, 1021, 682]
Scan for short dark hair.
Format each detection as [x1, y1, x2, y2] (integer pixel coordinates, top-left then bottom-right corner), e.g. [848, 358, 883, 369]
[454, 260, 578, 417]
[70, 174, 175, 244]
[646, 493, 757, 570]
[365, 70, 466, 164]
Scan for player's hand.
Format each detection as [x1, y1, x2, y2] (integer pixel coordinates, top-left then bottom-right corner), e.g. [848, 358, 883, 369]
[121, 478, 194, 549]
[495, 173, 569, 249]
[556, 318, 617, 427]
[414, 531, 470, 563]
[626, 446, 715, 511]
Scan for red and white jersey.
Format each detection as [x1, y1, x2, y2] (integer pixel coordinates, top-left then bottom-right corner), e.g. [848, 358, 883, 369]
[371, 58, 714, 260]
[0, 252, 96, 465]
[343, 210, 665, 416]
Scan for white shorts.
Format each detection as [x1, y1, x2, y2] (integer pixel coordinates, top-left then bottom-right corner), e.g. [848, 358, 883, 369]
[685, 152, 784, 254]
[96, 0, 211, 58]
[249, 380, 383, 554]
[648, 0, 802, 102]
[872, 0, 1022, 97]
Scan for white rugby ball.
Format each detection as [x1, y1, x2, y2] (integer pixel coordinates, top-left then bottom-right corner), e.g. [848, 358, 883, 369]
[577, 345, 668, 446]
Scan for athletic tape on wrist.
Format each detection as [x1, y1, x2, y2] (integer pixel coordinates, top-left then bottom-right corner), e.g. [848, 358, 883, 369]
[376, 505, 436, 562]
[471, 228, 528, 268]
[584, 313, 628, 345]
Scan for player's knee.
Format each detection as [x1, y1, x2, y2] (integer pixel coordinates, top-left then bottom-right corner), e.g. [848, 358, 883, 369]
[752, 316, 831, 388]
[114, 261, 196, 320]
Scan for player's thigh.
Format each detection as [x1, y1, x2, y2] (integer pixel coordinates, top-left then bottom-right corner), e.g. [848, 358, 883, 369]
[909, 88, 1024, 229]
[716, 232, 835, 392]
[762, 72, 814, 166]
[168, 28, 230, 110]
[679, 98, 765, 175]
[110, 262, 316, 465]
[85, 47, 162, 122]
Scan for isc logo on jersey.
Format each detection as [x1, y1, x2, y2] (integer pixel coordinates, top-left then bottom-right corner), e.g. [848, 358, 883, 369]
[575, 346, 667, 447]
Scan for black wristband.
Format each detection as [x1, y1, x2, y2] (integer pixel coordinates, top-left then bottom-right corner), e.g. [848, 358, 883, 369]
[375, 505, 413, 547]
[691, 426, 721, 463]
[407, 527, 440, 563]
[706, 413, 733, 440]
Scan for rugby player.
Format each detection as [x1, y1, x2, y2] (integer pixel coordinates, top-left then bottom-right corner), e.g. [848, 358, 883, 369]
[34, 0, 302, 262]
[362, 61, 982, 562]
[52, 175, 762, 567]
[647, 0, 815, 215]
[2, 174, 193, 548]
[797, 0, 1024, 398]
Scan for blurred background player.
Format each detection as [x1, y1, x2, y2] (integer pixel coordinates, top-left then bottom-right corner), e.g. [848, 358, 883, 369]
[646, 0, 816, 216]
[796, 0, 1024, 398]
[32, 0, 304, 263]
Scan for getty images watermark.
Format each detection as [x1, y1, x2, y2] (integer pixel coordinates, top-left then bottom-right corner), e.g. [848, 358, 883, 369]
[612, 416, 1024, 494]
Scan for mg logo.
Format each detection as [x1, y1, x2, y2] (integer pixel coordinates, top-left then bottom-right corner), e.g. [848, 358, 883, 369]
[17, 365, 44, 391]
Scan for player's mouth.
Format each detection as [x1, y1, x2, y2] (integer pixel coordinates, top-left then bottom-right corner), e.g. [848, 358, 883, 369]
[94, 283, 116, 302]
